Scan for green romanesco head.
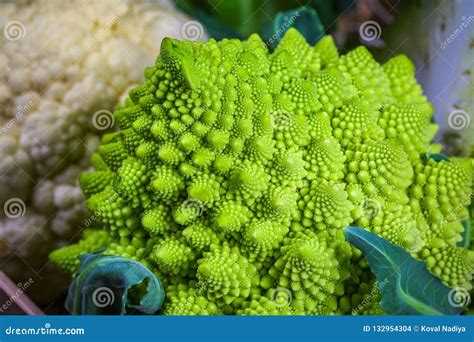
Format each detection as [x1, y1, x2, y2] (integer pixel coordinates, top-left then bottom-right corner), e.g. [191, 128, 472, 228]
[51, 28, 473, 315]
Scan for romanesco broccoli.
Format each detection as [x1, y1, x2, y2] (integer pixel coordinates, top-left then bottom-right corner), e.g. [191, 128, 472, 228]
[50, 28, 473, 315]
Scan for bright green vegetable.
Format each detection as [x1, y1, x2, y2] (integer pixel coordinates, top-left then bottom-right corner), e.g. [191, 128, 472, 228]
[50, 28, 473, 315]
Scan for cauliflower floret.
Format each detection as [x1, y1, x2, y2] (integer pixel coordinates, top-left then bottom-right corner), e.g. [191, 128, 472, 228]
[0, 0, 204, 301]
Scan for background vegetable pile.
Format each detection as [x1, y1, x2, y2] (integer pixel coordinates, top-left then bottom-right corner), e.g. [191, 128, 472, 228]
[50, 28, 473, 315]
[0, 0, 195, 302]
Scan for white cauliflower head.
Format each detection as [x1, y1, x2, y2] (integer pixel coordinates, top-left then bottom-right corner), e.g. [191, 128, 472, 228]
[0, 0, 205, 302]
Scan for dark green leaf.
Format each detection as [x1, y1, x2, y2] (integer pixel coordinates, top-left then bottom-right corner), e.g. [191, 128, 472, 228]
[424, 153, 450, 162]
[66, 254, 164, 315]
[344, 227, 462, 315]
[271, 6, 324, 49]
